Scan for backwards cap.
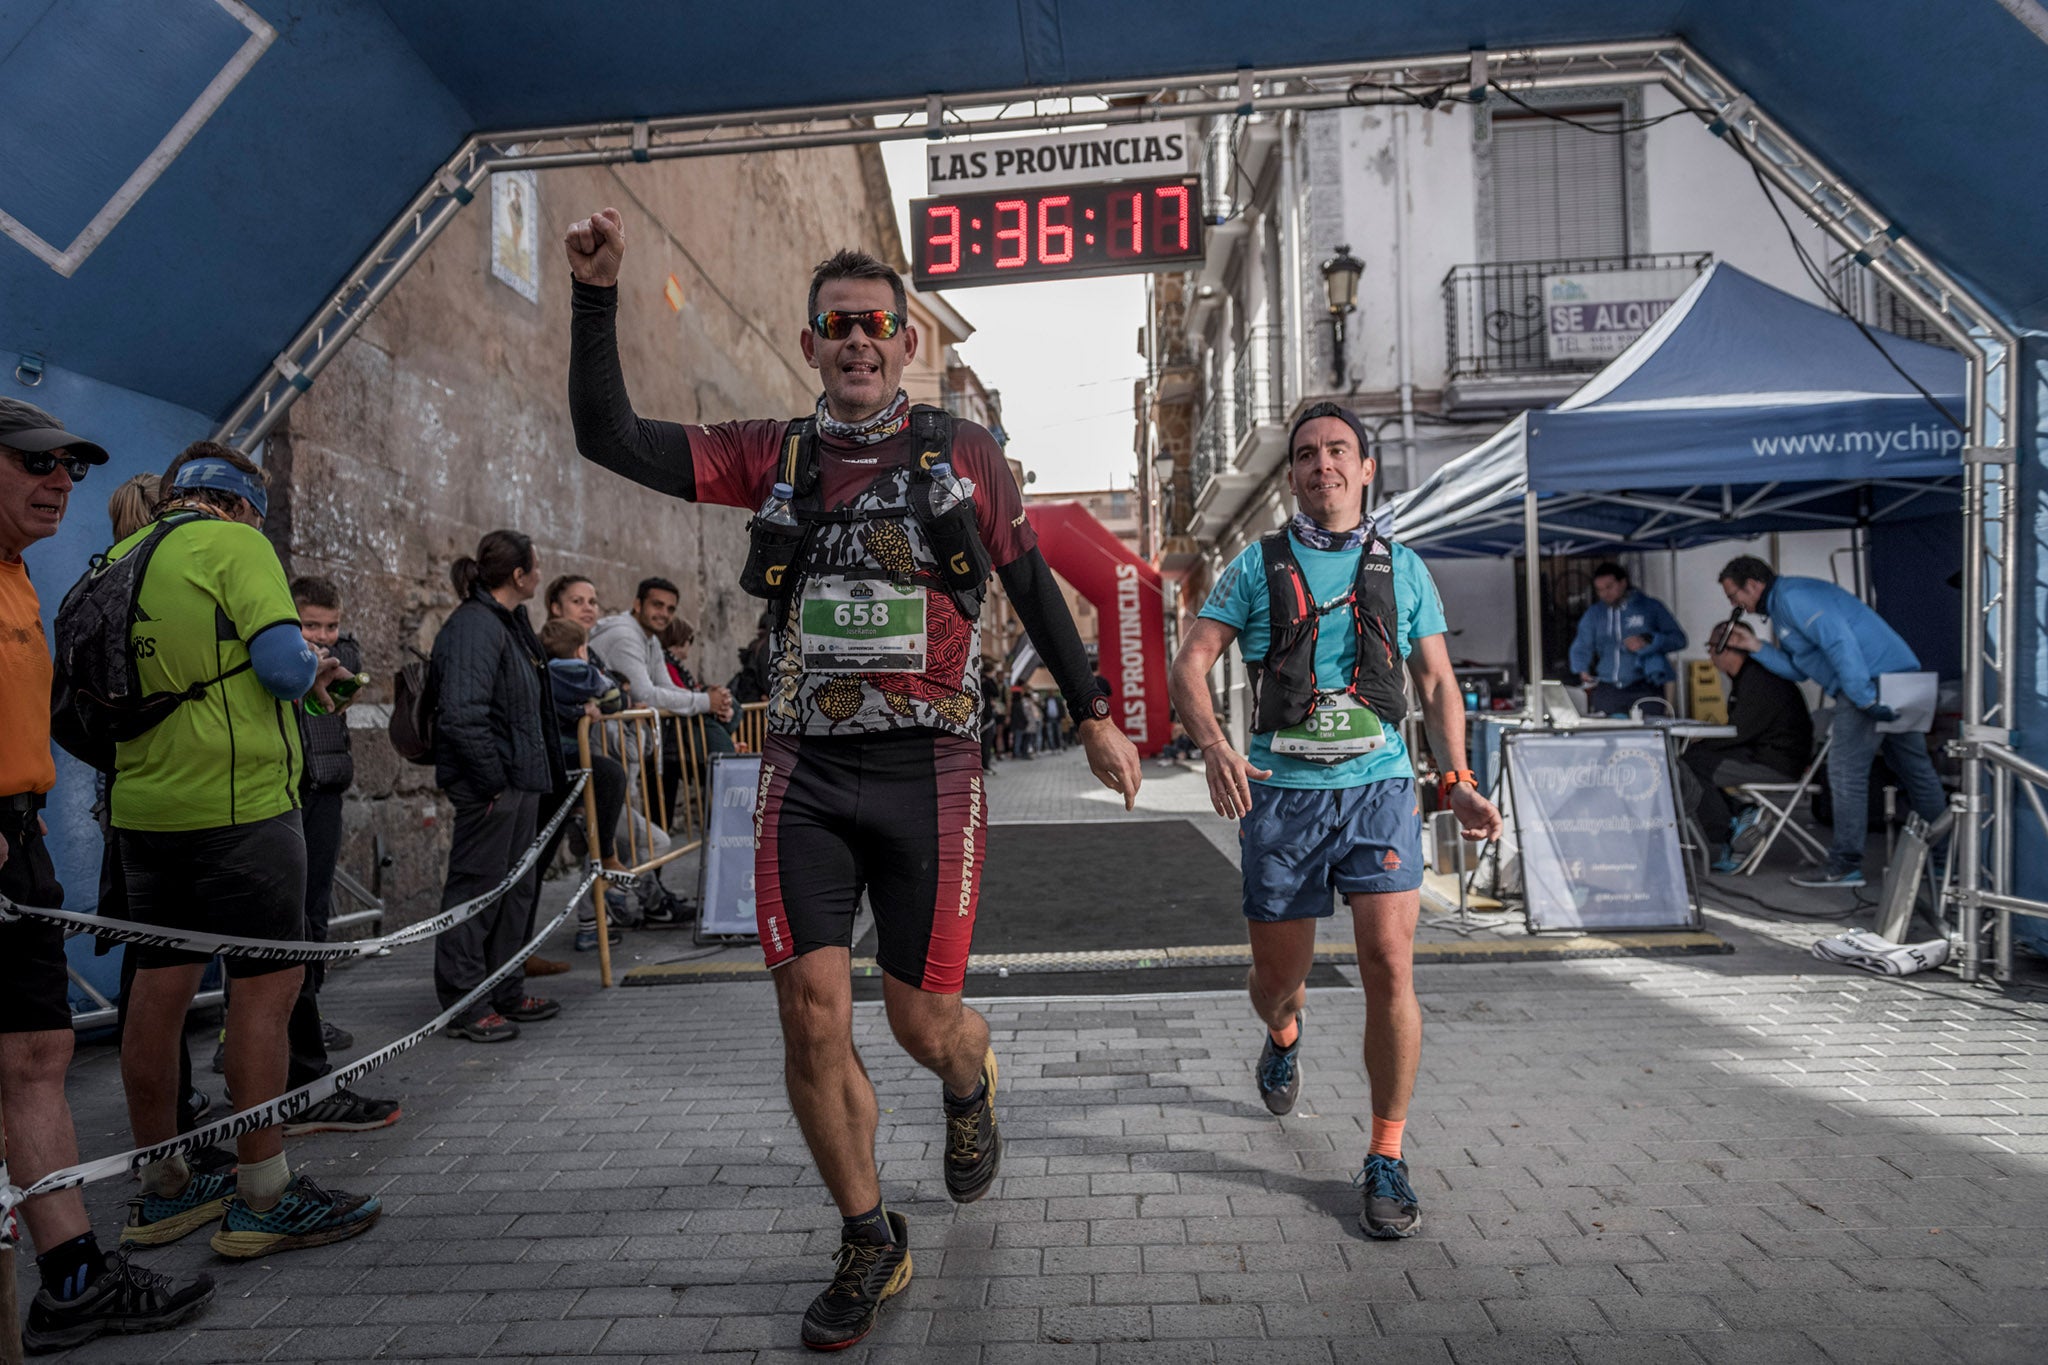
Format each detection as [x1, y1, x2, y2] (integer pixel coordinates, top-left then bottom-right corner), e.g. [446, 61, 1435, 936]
[170, 456, 268, 518]
[1287, 402, 1372, 460]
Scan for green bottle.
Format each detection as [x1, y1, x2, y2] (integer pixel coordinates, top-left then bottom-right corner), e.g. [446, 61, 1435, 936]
[304, 671, 370, 716]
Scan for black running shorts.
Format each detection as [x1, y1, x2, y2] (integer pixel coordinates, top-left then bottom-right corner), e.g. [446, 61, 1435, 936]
[754, 730, 985, 993]
[120, 810, 307, 980]
[0, 819, 72, 1034]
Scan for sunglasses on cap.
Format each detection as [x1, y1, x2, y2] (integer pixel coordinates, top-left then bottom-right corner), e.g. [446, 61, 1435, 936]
[809, 310, 904, 341]
[6, 448, 91, 482]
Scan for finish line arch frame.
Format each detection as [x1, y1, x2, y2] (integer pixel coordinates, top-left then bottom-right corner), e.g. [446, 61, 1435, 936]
[209, 38, 2021, 978]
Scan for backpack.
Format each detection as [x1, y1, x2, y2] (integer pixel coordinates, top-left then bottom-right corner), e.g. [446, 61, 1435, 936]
[387, 645, 436, 765]
[51, 513, 250, 772]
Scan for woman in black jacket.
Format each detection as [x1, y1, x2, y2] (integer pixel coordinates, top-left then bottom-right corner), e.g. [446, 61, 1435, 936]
[429, 530, 566, 1043]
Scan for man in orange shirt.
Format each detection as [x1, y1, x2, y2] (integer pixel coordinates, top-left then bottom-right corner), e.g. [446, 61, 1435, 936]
[0, 397, 215, 1351]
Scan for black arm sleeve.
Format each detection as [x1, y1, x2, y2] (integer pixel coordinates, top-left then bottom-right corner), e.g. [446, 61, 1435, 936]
[999, 548, 1104, 723]
[568, 279, 698, 499]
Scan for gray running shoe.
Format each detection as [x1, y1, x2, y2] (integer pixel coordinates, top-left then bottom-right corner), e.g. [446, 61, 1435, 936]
[1355, 1153, 1422, 1239]
[1255, 1017, 1303, 1116]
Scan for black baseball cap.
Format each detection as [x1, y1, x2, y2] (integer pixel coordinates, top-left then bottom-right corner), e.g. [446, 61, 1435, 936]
[0, 396, 109, 465]
[1288, 401, 1372, 460]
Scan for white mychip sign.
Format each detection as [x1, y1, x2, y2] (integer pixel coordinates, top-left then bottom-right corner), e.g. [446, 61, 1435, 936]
[925, 122, 1196, 194]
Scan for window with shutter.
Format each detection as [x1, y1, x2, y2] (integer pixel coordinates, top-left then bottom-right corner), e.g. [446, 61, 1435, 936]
[1491, 110, 1627, 262]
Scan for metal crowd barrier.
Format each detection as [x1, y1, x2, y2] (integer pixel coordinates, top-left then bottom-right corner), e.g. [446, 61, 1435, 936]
[1948, 738, 2048, 981]
[578, 709, 699, 987]
[576, 702, 768, 986]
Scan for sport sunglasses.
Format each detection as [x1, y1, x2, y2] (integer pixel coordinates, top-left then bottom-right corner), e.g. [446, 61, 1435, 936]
[6, 447, 91, 481]
[809, 310, 904, 341]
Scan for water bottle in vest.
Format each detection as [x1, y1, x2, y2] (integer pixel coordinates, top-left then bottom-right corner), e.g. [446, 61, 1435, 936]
[928, 463, 976, 515]
[921, 463, 991, 614]
[741, 481, 805, 599]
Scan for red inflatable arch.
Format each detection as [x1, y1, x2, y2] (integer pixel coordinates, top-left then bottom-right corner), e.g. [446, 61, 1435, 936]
[1025, 502, 1169, 757]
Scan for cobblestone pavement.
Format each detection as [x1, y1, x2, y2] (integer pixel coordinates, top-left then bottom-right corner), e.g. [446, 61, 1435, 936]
[17, 749, 2048, 1363]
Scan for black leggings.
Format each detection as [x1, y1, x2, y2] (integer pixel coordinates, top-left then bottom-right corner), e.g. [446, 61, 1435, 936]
[559, 751, 626, 866]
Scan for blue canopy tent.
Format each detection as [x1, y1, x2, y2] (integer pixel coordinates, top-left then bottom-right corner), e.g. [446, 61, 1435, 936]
[1386, 262, 1967, 554]
[1382, 262, 1967, 706]
[2, 2, 2043, 979]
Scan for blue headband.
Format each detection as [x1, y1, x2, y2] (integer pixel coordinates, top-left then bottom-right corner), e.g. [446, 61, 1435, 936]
[171, 456, 268, 518]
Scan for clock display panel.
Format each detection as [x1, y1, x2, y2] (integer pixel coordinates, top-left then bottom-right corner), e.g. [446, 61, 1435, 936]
[910, 175, 1204, 289]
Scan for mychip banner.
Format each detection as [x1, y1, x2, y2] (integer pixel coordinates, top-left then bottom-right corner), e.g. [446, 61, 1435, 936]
[696, 754, 764, 939]
[1504, 728, 1698, 932]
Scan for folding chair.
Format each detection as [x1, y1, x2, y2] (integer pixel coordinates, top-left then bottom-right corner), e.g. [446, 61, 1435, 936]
[1732, 730, 1834, 875]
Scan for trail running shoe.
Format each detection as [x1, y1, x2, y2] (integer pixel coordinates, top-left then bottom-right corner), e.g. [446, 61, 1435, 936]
[121, 1170, 236, 1247]
[943, 1049, 1002, 1204]
[210, 1173, 381, 1259]
[800, 1210, 913, 1351]
[446, 1012, 520, 1043]
[574, 925, 623, 952]
[1790, 862, 1866, 889]
[1356, 1153, 1422, 1240]
[284, 1087, 402, 1136]
[1256, 1015, 1304, 1116]
[500, 995, 560, 1022]
[20, 1247, 214, 1354]
[1710, 845, 1744, 875]
[1729, 804, 1767, 854]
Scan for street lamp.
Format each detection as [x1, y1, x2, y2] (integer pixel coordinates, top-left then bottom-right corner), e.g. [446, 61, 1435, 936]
[1320, 244, 1364, 387]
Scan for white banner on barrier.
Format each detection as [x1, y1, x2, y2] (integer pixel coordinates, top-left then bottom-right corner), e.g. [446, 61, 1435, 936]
[697, 754, 762, 939]
[1504, 728, 1698, 933]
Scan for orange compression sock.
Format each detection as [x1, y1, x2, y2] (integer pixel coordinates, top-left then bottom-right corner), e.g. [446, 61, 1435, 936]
[1369, 1115, 1406, 1160]
[1268, 1015, 1299, 1048]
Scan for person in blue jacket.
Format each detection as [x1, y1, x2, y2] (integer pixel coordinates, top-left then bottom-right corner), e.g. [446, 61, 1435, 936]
[1568, 562, 1686, 716]
[1719, 554, 1945, 889]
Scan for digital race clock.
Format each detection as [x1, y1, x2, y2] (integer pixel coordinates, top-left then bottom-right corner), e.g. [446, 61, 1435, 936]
[910, 175, 1205, 289]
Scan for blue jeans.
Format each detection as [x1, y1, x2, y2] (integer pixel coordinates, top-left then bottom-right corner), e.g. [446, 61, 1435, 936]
[1827, 704, 1946, 869]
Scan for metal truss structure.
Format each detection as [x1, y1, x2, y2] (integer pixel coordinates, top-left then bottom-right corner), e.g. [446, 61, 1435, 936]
[212, 39, 2024, 979]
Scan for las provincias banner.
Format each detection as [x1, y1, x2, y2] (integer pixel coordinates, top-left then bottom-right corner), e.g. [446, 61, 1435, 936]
[1024, 502, 1168, 756]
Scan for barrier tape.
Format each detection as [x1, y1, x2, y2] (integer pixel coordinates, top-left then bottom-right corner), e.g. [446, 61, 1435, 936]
[0, 1164, 18, 1248]
[0, 772, 590, 964]
[10, 865, 600, 1202]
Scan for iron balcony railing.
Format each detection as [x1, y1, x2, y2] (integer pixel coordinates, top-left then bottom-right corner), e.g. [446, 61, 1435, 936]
[1231, 324, 1285, 449]
[1442, 252, 1711, 382]
[1193, 402, 1226, 502]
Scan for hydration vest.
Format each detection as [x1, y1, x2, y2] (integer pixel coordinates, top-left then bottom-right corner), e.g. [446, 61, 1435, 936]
[1245, 529, 1408, 735]
[739, 405, 992, 620]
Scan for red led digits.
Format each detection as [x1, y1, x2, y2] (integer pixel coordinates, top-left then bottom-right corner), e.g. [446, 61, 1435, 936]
[993, 199, 1029, 268]
[1107, 188, 1143, 258]
[909, 177, 1199, 286]
[925, 204, 961, 275]
[1037, 194, 1074, 264]
[1153, 185, 1190, 252]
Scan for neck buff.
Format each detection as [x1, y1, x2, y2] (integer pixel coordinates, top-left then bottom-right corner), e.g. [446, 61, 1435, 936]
[1289, 511, 1370, 552]
[816, 389, 910, 445]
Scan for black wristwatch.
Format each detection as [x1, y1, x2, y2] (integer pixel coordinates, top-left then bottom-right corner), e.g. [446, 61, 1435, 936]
[1085, 689, 1112, 722]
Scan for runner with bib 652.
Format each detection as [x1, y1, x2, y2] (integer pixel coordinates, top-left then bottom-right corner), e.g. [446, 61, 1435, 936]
[1169, 403, 1501, 1240]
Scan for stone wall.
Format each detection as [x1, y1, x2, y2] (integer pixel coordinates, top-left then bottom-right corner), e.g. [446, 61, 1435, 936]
[271, 142, 903, 923]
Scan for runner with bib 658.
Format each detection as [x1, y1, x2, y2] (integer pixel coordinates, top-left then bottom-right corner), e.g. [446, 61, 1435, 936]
[564, 207, 1142, 1350]
[1169, 403, 1501, 1240]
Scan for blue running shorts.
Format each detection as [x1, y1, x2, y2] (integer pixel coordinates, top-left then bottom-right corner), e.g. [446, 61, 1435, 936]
[1240, 778, 1424, 922]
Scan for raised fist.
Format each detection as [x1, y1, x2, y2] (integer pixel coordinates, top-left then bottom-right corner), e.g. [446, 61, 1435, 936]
[564, 207, 625, 288]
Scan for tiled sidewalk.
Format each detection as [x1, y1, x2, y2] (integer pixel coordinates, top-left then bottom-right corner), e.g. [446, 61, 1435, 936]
[16, 749, 2048, 1363]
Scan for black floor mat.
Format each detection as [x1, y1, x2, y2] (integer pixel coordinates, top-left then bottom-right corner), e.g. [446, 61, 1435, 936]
[973, 820, 1245, 955]
[850, 962, 1349, 1000]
